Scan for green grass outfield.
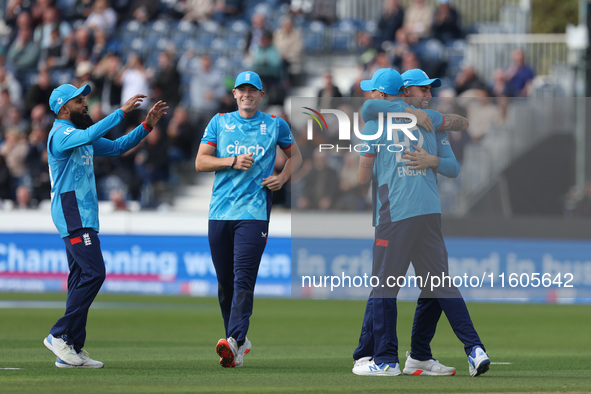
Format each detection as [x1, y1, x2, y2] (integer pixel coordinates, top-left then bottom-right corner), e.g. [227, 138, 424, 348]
[0, 292, 590, 393]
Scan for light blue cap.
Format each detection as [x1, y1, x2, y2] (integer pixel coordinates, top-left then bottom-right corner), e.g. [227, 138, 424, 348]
[234, 71, 263, 90]
[49, 83, 92, 115]
[402, 69, 442, 88]
[360, 68, 404, 95]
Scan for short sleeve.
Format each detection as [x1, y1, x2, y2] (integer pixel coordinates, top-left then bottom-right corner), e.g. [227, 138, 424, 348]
[201, 114, 219, 147]
[277, 117, 293, 149]
[424, 109, 444, 132]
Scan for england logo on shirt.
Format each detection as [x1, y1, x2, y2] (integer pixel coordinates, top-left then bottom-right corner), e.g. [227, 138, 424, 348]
[260, 122, 267, 135]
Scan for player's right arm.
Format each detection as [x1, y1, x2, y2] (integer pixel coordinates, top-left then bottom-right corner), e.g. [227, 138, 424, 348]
[358, 154, 375, 185]
[195, 115, 254, 172]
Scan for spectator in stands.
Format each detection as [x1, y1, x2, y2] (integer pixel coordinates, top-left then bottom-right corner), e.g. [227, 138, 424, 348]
[108, 188, 129, 211]
[183, 0, 215, 24]
[83, 0, 118, 37]
[72, 0, 95, 20]
[0, 155, 13, 202]
[0, 64, 23, 106]
[33, 6, 72, 53]
[2, 105, 29, 134]
[317, 71, 342, 108]
[177, 52, 225, 138]
[134, 125, 169, 209]
[94, 53, 123, 117]
[39, 26, 73, 70]
[88, 27, 111, 65]
[6, 27, 40, 78]
[24, 68, 55, 116]
[5, 0, 32, 30]
[30, 0, 53, 27]
[374, 0, 405, 47]
[454, 65, 488, 96]
[252, 30, 283, 105]
[337, 153, 369, 211]
[0, 127, 30, 188]
[245, 12, 269, 55]
[432, 0, 463, 44]
[166, 106, 196, 164]
[464, 89, 501, 142]
[367, 50, 394, 78]
[6, 10, 33, 51]
[152, 51, 182, 110]
[15, 182, 36, 209]
[0, 90, 17, 138]
[297, 150, 339, 211]
[402, 0, 434, 44]
[399, 50, 421, 72]
[73, 61, 93, 88]
[212, 0, 244, 22]
[356, 30, 378, 71]
[70, 26, 94, 63]
[29, 102, 53, 136]
[273, 16, 304, 85]
[119, 52, 150, 127]
[502, 48, 535, 97]
[128, 0, 161, 23]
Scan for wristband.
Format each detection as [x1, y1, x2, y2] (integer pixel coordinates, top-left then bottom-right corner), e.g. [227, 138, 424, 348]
[142, 122, 153, 131]
[231, 156, 237, 168]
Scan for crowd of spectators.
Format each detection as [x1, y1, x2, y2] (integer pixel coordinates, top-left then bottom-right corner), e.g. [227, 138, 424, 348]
[0, 0, 538, 213]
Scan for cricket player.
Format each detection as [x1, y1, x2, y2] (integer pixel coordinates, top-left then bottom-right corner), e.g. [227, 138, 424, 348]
[351, 68, 489, 377]
[196, 71, 301, 368]
[43, 83, 168, 368]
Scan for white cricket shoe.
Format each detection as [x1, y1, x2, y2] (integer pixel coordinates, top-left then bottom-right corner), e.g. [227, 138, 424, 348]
[44, 334, 84, 366]
[353, 360, 401, 376]
[55, 350, 104, 369]
[235, 337, 252, 368]
[468, 345, 490, 377]
[216, 337, 238, 368]
[352, 356, 373, 373]
[403, 351, 456, 376]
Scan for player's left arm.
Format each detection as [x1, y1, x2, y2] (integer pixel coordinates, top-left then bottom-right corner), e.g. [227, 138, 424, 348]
[403, 133, 459, 178]
[262, 120, 302, 191]
[93, 101, 168, 156]
[262, 142, 302, 191]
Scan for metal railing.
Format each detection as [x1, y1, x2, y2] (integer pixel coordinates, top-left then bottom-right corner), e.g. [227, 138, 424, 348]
[336, 0, 524, 30]
[465, 33, 571, 83]
[446, 97, 576, 215]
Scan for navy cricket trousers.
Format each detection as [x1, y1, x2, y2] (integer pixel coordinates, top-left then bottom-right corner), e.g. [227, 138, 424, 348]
[209, 220, 268, 346]
[353, 214, 484, 364]
[50, 229, 105, 352]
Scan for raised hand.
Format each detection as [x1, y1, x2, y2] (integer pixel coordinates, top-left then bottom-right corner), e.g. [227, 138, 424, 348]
[120, 94, 147, 114]
[144, 100, 169, 129]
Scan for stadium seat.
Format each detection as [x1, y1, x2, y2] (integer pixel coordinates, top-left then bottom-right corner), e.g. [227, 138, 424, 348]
[302, 21, 327, 53]
[329, 20, 357, 52]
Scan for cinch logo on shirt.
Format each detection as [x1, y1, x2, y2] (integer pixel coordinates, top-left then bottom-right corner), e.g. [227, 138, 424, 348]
[226, 142, 266, 156]
[81, 150, 93, 165]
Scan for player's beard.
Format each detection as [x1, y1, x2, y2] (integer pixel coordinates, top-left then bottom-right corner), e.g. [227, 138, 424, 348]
[70, 111, 95, 129]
